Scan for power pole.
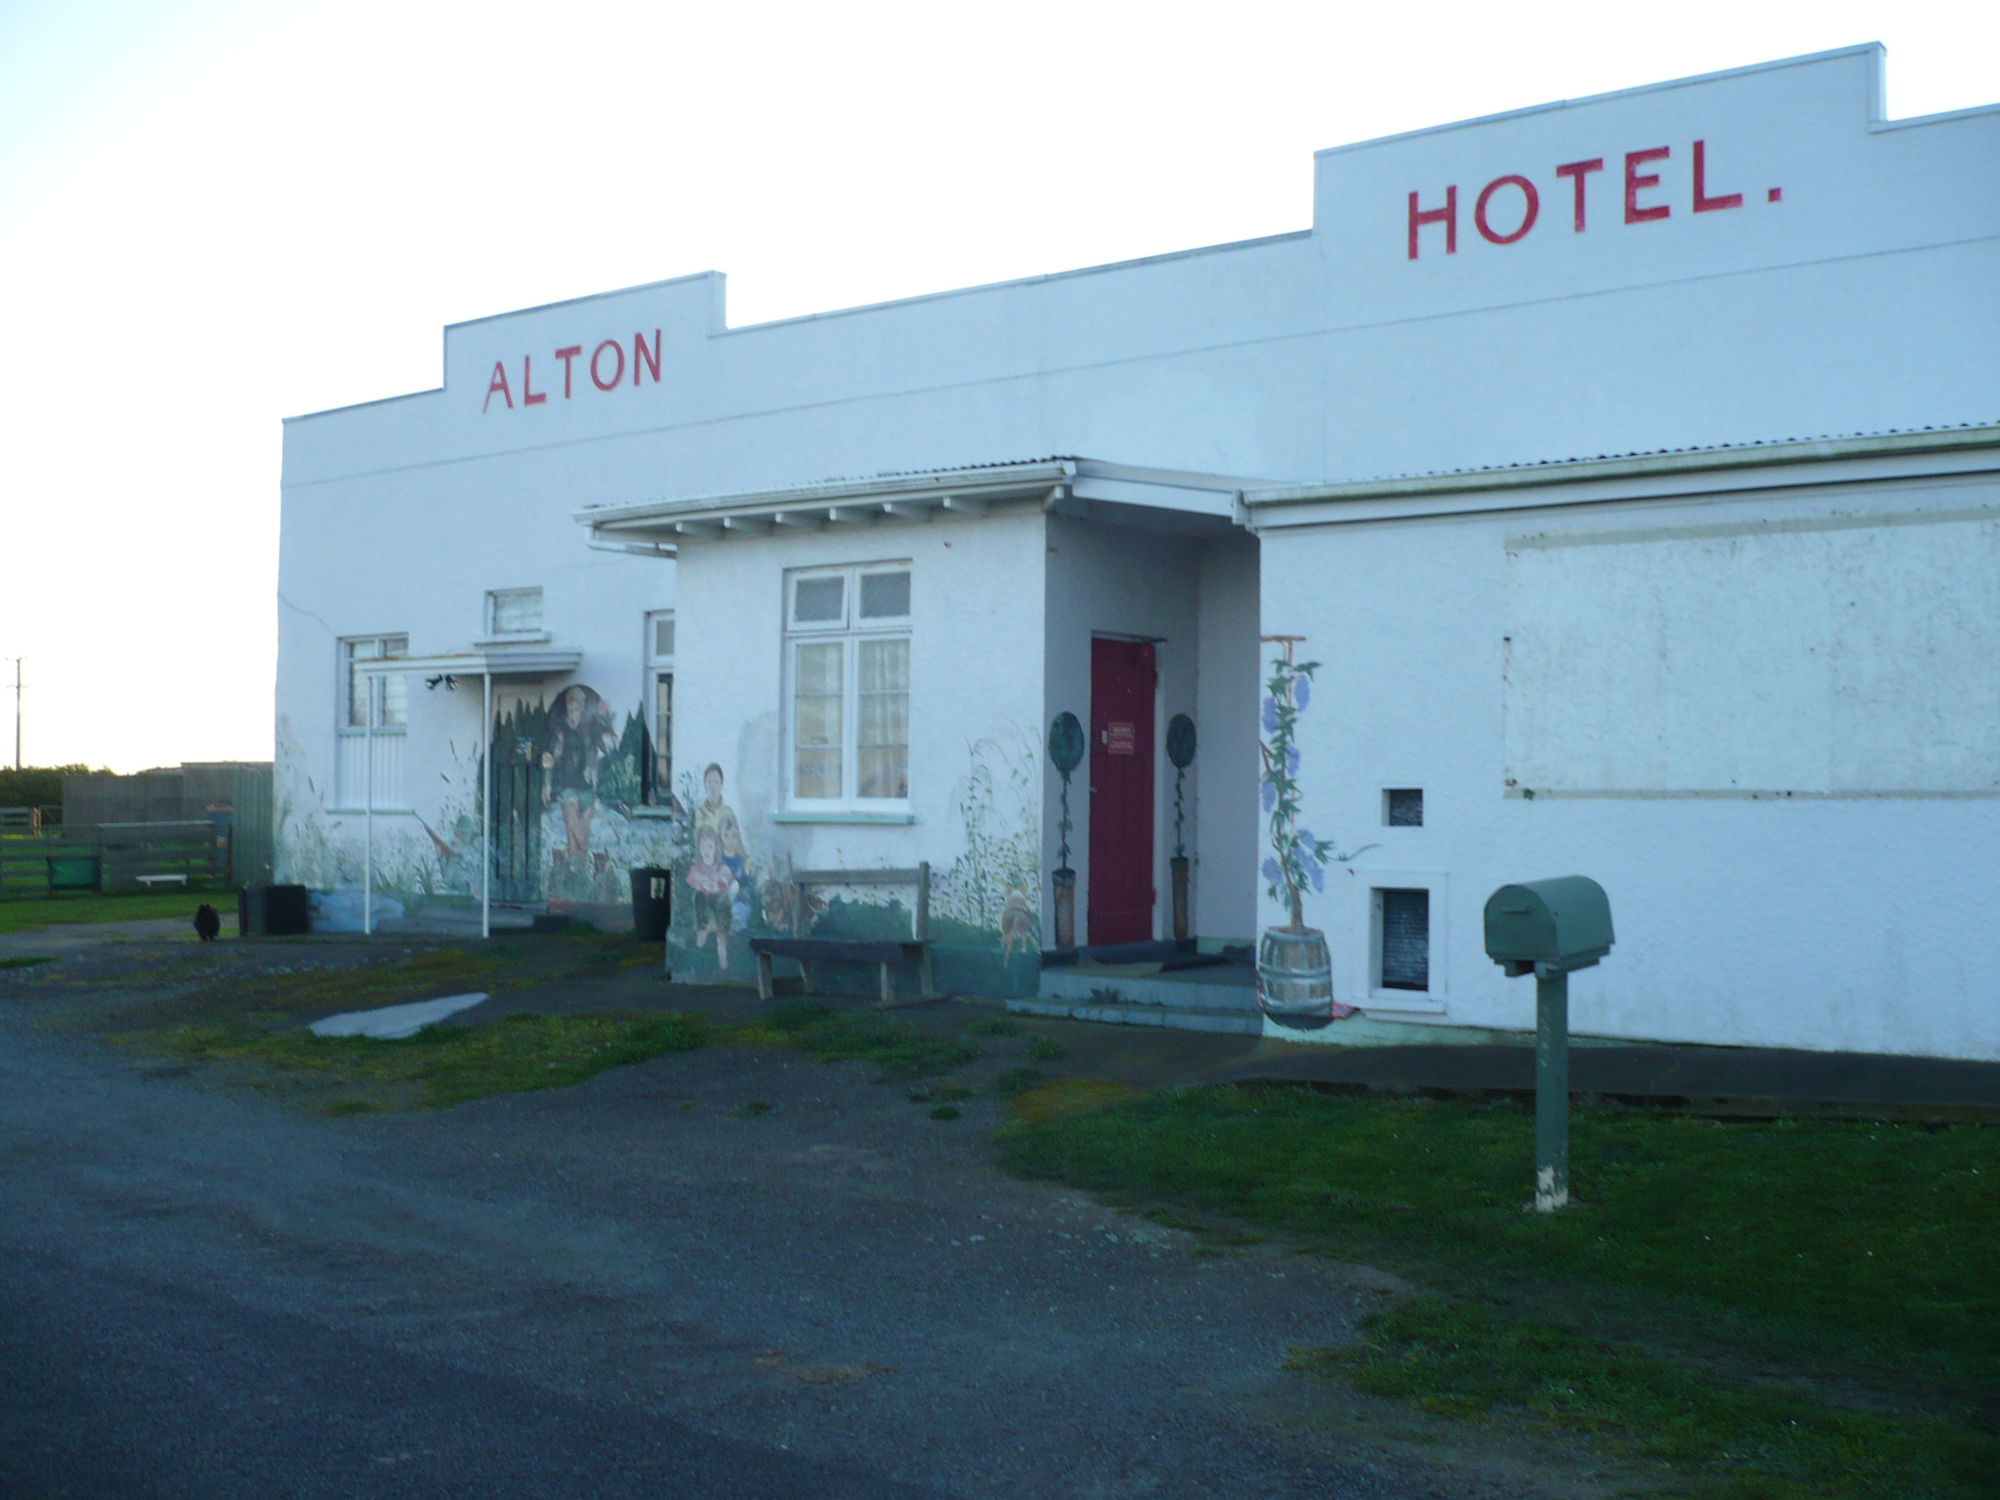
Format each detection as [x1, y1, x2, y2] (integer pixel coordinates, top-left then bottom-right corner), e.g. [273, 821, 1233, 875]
[5, 658, 18, 770]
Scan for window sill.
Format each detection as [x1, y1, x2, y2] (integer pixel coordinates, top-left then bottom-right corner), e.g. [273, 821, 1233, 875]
[770, 811, 916, 826]
[475, 632, 551, 647]
[1361, 990, 1448, 1015]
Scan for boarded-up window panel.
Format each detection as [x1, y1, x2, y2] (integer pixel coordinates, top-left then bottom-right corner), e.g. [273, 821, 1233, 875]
[1504, 510, 2000, 795]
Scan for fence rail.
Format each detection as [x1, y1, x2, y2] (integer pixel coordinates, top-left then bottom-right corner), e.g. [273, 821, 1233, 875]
[0, 821, 230, 899]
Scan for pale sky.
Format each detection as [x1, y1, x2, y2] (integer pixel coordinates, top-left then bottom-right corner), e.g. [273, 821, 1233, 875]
[1, 0, 1992, 773]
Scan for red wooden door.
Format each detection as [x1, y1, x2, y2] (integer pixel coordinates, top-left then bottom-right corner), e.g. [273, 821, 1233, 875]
[1088, 637, 1156, 945]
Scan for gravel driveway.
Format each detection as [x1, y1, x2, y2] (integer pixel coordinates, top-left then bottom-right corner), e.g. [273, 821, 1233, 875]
[0, 931, 1593, 1498]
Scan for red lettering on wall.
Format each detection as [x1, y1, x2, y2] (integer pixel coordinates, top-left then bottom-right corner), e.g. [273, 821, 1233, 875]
[521, 356, 546, 406]
[1407, 185, 1458, 260]
[1554, 157, 1604, 232]
[1474, 174, 1540, 245]
[632, 329, 662, 385]
[1767, 186, 1783, 202]
[1691, 139, 1743, 213]
[590, 339, 625, 391]
[483, 361, 513, 414]
[1624, 147, 1671, 223]
[555, 345, 582, 398]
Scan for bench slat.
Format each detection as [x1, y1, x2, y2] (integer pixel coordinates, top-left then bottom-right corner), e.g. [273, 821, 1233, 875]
[750, 938, 922, 963]
[788, 868, 925, 886]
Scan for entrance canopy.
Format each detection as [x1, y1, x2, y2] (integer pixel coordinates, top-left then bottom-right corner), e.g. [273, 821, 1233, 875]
[575, 457, 1269, 548]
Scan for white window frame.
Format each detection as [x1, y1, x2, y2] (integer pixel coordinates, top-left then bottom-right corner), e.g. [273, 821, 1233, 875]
[1358, 869, 1449, 1015]
[340, 635, 408, 734]
[782, 562, 911, 813]
[644, 610, 674, 810]
[482, 586, 546, 642]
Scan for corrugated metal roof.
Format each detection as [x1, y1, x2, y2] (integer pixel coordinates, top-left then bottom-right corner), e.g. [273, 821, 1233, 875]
[1246, 420, 2000, 509]
[1310, 420, 2000, 490]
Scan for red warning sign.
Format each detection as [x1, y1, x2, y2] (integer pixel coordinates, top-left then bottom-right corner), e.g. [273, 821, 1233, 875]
[1106, 721, 1136, 756]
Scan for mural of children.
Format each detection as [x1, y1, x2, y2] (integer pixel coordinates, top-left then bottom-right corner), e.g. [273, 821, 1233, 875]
[540, 685, 617, 865]
[716, 807, 753, 932]
[692, 762, 735, 846]
[685, 824, 737, 968]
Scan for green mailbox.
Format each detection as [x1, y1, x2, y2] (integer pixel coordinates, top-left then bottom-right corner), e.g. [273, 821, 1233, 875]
[1484, 873, 1614, 1213]
[1483, 876, 1614, 978]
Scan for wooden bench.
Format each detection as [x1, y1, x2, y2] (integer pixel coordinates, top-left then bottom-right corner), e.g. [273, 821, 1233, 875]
[750, 863, 940, 1008]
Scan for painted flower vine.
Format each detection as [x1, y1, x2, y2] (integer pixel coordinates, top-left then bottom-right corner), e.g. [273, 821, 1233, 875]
[1258, 650, 1371, 929]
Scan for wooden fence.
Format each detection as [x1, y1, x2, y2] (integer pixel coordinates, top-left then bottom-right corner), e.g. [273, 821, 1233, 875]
[0, 821, 230, 899]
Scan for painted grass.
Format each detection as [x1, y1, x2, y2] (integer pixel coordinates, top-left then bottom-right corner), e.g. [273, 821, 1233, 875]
[999, 1084, 2000, 1500]
[0, 889, 231, 934]
[733, 999, 979, 1082]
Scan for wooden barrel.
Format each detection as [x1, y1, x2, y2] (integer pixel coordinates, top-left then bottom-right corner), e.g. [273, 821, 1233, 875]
[1257, 926, 1349, 1029]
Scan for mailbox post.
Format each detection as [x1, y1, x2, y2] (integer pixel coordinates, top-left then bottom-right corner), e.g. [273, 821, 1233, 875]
[1483, 876, 1614, 1213]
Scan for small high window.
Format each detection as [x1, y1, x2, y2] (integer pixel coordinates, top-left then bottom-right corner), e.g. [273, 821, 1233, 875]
[486, 587, 544, 637]
[1384, 788, 1424, 826]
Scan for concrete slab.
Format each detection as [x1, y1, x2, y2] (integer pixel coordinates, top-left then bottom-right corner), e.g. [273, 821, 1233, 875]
[309, 992, 490, 1040]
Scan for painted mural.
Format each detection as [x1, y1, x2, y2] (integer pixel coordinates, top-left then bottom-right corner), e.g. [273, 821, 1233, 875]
[274, 686, 671, 930]
[493, 685, 668, 914]
[275, 712, 490, 929]
[664, 730, 1041, 996]
[1256, 637, 1373, 1029]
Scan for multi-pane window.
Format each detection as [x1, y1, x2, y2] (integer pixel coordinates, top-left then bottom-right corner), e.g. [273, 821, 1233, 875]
[646, 611, 674, 806]
[343, 635, 408, 730]
[486, 587, 543, 636]
[785, 564, 910, 806]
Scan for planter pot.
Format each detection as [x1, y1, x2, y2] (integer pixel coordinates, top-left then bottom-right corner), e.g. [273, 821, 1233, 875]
[1256, 924, 1354, 1030]
[1169, 856, 1191, 943]
[1051, 867, 1077, 952]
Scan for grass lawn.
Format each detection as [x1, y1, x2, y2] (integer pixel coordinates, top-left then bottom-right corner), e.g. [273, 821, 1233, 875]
[0, 889, 229, 934]
[150, 1007, 711, 1111]
[102, 943, 703, 1112]
[999, 1084, 1999, 1500]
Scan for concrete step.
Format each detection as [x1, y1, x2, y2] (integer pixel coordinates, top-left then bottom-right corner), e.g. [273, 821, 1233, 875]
[1007, 995, 1263, 1034]
[1013, 963, 1264, 1034]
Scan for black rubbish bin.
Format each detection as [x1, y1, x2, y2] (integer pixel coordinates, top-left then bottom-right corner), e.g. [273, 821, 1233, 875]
[630, 867, 672, 941]
[240, 883, 311, 937]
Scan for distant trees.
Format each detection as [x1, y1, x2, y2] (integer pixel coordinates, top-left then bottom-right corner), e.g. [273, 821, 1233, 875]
[0, 765, 103, 810]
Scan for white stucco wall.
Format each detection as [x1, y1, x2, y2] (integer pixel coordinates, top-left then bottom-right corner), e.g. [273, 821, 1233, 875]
[1310, 45, 2000, 474]
[275, 45, 2000, 1046]
[670, 504, 1047, 976]
[1254, 453, 2000, 1060]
